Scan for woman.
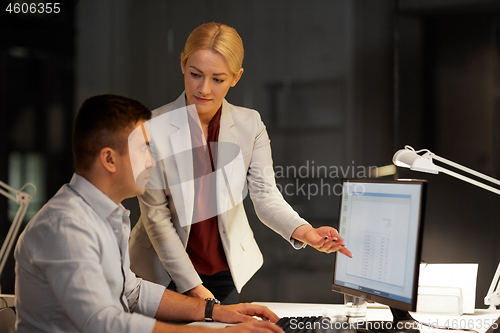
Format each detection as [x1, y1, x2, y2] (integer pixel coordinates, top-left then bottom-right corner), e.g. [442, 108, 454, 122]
[129, 22, 352, 305]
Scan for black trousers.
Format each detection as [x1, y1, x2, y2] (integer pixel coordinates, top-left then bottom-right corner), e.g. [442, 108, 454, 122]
[168, 270, 240, 305]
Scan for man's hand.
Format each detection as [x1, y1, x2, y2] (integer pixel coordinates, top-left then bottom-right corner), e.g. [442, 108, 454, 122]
[213, 303, 280, 324]
[153, 291, 282, 333]
[292, 225, 352, 257]
[186, 284, 214, 299]
[225, 321, 283, 332]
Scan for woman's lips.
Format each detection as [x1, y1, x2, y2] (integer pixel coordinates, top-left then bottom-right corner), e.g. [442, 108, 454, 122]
[195, 96, 212, 103]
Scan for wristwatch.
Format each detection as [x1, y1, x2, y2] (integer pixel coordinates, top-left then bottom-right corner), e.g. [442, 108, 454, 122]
[204, 298, 221, 322]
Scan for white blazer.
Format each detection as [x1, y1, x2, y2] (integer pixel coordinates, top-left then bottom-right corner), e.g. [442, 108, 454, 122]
[129, 92, 309, 293]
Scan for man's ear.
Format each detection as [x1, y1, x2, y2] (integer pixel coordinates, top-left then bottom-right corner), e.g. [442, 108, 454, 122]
[99, 147, 117, 173]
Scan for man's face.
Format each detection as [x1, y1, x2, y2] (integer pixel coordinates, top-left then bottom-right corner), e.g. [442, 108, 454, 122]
[119, 120, 154, 198]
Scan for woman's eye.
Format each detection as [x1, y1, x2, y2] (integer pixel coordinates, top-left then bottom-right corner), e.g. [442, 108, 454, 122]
[214, 78, 224, 83]
[191, 72, 201, 78]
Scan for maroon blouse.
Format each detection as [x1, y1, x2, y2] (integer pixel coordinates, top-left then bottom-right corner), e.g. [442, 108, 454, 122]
[186, 108, 229, 276]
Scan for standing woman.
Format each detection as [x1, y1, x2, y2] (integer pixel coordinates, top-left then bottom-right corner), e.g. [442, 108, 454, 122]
[129, 22, 351, 305]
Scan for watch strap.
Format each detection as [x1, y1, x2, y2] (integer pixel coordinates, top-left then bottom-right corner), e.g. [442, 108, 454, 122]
[204, 298, 220, 322]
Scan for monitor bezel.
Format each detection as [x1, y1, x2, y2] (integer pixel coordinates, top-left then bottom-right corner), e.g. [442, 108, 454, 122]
[331, 178, 427, 312]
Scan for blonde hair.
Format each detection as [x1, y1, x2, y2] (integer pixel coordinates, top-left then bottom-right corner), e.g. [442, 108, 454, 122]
[182, 22, 244, 76]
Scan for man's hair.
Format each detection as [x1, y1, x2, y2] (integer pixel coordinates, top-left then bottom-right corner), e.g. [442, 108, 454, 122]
[72, 94, 151, 172]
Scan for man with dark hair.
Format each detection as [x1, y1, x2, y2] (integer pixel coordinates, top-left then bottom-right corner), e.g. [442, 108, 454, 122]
[72, 94, 152, 173]
[14, 94, 282, 333]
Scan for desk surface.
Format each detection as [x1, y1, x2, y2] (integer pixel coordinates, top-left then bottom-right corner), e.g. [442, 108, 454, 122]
[189, 302, 500, 332]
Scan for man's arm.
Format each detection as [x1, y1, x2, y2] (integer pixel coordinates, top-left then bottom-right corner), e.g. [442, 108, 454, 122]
[154, 289, 279, 323]
[153, 321, 283, 333]
[26, 217, 158, 333]
[151, 289, 283, 333]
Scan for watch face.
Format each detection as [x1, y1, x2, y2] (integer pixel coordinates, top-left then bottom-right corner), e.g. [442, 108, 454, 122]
[205, 298, 220, 304]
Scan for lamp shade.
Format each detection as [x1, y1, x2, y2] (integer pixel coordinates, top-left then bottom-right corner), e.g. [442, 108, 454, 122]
[392, 148, 439, 174]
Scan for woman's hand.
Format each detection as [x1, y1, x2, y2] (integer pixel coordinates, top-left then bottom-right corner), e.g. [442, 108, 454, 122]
[291, 225, 352, 257]
[186, 284, 215, 299]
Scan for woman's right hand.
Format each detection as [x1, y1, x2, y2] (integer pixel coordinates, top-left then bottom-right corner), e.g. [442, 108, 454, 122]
[186, 284, 215, 299]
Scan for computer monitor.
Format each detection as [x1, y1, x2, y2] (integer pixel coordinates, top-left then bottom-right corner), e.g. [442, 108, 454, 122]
[332, 178, 427, 328]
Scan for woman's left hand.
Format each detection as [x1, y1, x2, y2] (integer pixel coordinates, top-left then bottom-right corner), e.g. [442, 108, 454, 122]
[291, 225, 352, 257]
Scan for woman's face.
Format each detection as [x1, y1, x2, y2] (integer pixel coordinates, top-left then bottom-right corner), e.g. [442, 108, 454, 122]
[181, 49, 243, 117]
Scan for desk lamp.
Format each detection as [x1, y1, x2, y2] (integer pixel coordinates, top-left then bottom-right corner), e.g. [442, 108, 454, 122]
[0, 180, 35, 293]
[392, 145, 500, 310]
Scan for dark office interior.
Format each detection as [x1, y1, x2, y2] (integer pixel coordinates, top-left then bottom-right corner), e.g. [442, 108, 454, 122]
[1, 0, 500, 310]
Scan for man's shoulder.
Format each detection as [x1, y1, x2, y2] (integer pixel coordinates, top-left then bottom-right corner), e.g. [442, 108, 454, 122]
[36, 184, 90, 222]
[18, 185, 96, 248]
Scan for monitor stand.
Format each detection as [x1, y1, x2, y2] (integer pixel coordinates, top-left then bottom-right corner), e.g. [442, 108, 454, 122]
[355, 307, 419, 333]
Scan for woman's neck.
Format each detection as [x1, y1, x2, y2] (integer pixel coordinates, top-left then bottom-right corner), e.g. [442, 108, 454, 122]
[184, 95, 220, 126]
[197, 106, 220, 126]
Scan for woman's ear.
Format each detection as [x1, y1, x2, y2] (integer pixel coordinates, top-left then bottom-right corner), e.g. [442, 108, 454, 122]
[231, 68, 244, 87]
[99, 147, 117, 173]
[180, 53, 185, 74]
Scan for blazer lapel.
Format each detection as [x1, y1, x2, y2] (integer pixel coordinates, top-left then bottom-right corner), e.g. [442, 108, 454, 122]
[166, 98, 195, 231]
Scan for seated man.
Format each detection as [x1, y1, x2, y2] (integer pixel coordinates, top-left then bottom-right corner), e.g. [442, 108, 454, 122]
[14, 94, 282, 333]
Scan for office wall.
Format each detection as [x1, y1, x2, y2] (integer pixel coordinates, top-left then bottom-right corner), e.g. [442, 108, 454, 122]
[0, 5, 76, 292]
[397, 0, 500, 309]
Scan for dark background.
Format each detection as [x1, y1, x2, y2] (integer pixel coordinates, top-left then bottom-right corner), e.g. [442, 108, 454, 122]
[1, 0, 500, 310]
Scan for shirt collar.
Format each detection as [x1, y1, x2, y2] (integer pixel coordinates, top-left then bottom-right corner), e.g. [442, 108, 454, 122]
[69, 173, 126, 221]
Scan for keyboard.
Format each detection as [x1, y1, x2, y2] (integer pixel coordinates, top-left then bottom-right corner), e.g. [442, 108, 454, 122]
[276, 316, 340, 333]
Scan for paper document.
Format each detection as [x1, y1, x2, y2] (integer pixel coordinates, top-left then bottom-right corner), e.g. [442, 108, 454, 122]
[419, 263, 478, 314]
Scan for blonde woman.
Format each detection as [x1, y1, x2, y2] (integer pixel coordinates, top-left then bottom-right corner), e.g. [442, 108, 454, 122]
[129, 22, 352, 305]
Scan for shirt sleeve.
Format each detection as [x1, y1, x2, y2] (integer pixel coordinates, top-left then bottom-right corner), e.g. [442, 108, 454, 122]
[246, 113, 311, 249]
[123, 254, 165, 317]
[32, 216, 158, 333]
[137, 187, 203, 293]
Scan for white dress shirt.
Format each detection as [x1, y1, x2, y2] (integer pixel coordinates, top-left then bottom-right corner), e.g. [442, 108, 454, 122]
[15, 174, 165, 333]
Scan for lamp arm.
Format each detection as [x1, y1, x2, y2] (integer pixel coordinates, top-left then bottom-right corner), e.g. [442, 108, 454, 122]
[0, 181, 35, 280]
[0, 180, 37, 204]
[485, 262, 500, 310]
[437, 166, 500, 196]
[0, 188, 17, 203]
[0, 180, 19, 194]
[0, 201, 29, 276]
[432, 154, 500, 187]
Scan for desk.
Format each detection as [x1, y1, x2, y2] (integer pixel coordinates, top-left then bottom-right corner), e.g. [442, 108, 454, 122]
[189, 302, 500, 332]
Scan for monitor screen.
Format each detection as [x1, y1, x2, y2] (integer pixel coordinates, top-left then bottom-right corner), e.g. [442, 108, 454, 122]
[332, 179, 427, 312]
